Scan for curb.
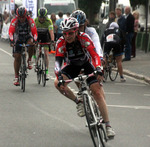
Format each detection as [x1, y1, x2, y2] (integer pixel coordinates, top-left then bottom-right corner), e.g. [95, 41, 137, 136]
[123, 69, 150, 84]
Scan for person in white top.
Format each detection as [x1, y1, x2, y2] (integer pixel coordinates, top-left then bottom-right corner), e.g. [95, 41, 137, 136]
[70, 10, 103, 62]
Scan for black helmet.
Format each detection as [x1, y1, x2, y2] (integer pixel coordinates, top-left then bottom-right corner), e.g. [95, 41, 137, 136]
[16, 6, 27, 17]
[70, 10, 86, 25]
[38, 7, 47, 17]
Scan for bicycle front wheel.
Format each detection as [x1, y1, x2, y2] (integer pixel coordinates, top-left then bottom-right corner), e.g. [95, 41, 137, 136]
[109, 59, 118, 81]
[41, 54, 46, 87]
[20, 58, 26, 92]
[83, 94, 105, 147]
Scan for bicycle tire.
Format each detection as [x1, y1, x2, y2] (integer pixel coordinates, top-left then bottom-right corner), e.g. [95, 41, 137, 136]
[109, 59, 118, 81]
[41, 54, 46, 87]
[20, 56, 26, 92]
[37, 57, 42, 84]
[103, 67, 109, 82]
[83, 94, 105, 147]
[91, 97, 107, 147]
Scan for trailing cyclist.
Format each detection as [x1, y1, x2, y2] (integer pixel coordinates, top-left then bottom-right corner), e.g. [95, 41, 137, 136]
[54, 17, 115, 138]
[34, 7, 55, 80]
[101, 22, 126, 82]
[70, 10, 104, 65]
[9, 6, 37, 86]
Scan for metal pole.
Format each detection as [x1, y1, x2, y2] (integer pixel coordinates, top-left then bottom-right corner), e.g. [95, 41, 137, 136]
[145, 0, 148, 53]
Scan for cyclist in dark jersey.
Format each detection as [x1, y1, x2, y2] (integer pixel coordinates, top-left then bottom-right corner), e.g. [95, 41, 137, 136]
[54, 17, 115, 138]
[101, 22, 126, 82]
[9, 6, 37, 86]
[34, 7, 54, 80]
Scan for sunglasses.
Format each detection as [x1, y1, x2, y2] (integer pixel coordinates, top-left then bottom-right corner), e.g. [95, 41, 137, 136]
[63, 30, 77, 36]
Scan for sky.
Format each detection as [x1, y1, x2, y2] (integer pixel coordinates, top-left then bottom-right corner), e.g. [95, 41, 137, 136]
[118, 0, 130, 6]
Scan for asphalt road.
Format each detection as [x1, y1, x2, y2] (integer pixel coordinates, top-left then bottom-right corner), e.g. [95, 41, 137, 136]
[0, 40, 150, 147]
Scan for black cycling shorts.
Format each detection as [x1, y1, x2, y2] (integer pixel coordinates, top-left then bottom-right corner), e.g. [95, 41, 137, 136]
[104, 42, 123, 57]
[13, 34, 32, 54]
[37, 34, 50, 43]
[61, 61, 98, 86]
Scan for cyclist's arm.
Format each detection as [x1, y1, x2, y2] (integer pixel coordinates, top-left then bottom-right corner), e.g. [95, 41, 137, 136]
[55, 56, 63, 77]
[85, 27, 103, 58]
[48, 19, 54, 42]
[9, 17, 16, 42]
[27, 16, 38, 41]
[83, 34, 102, 68]
[55, 38, 65, 77]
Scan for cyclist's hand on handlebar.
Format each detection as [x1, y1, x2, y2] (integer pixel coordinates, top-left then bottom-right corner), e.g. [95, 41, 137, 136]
[10, 40, 14, 47]
[95, 66, 104, 82]
[34, 41, 38, 47]
[57, 76, 65, 89]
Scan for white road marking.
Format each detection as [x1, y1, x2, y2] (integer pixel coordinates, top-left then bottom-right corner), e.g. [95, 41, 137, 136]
[108, 104, 150, 110]
[0, 47, 12, 56]
[115, 83, 146, 87]
[105, 92, 121, 95]
[147, 135, 150, 138]
[144, 94, 150, 97]
[25, 100, 87, 135]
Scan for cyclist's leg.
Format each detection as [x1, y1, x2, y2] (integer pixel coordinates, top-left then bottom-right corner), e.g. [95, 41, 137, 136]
[13, 41, 22, 86]
[89, 82, 115, 137]
[114, 44, 126, 82]
[44, 45, 50, 80]
[54, 64, 80, 100]
[103, 43, 111, 68]
[26, 36, 34, 69]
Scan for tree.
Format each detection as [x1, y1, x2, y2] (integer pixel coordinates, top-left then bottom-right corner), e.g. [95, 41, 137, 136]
[130, 0, 147, 8]
[78, 0, 103, 24]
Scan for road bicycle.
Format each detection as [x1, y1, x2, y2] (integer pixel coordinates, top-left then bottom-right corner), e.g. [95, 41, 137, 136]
[35, 42, 50, 87]
[61, 72, 108, 147]
[18, 43, 30, 92]
[103, 50, 118, 82]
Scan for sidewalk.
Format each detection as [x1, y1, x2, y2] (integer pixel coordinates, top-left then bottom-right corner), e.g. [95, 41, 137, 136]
[122, 49, 150, 84]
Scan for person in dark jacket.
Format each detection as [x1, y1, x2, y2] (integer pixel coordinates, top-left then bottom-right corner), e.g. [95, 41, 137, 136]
[122, 6, 135, 61]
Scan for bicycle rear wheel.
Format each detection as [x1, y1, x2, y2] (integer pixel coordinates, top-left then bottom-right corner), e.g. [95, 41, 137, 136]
[83, 94, 105, 147]
[109, 59, 118, 81]
[41, 54, 46, 87]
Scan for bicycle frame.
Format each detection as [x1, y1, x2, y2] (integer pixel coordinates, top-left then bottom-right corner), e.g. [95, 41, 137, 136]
[18, 43, 29, 92]
[36, 42, 50, 86]
[64, 73, 107, 147]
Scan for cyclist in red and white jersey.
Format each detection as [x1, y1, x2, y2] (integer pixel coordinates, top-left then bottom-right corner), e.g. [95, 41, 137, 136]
[54, 17, 115, 138]
[9, 6, 37, 86]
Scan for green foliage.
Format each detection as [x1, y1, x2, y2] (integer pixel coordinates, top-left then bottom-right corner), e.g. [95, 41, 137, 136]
[78, 0, 103, 24]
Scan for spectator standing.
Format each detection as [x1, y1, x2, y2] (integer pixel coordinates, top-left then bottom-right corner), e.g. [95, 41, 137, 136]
[115, 7, 126, 34]
[106, 11, 116, 28]
[55, 11, 63, 40]
[66, 12, 70, 17]
[122, 6, 135, 61]
[132, 11, 139, 58]
[50, 13, 57, 41]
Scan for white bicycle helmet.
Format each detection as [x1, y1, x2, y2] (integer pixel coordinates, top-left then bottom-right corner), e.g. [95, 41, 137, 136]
[61, 17, 79, 31]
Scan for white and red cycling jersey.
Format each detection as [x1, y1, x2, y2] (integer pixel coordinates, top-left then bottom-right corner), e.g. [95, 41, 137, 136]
[55, 32, 101, 76]
[9, 15, 37, 42]
[85, 26, 103, 58]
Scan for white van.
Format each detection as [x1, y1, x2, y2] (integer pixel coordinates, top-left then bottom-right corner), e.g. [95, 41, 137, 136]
[43, 0, 76, 19]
